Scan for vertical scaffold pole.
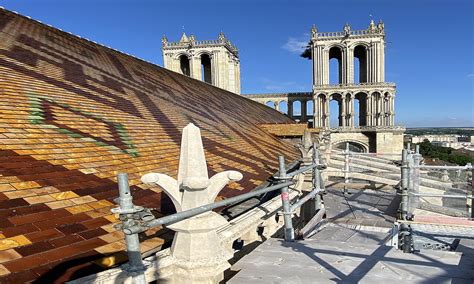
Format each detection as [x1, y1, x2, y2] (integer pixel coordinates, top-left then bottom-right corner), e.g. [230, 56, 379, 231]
[413, 146, 421, 212]
[406, 151, 414, 219]
[344, 143, 350, 194]
[400, 149, 409, 220]
[471, 168, 474, 218]
[313, 143, 322, 211]
[278, 156, 295, 242]
[117, 173, 147, 284]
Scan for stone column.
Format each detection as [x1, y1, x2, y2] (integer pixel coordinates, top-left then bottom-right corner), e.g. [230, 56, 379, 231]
[341, 49, 347, 84]
[314, 45, 324, 86]
[380, 41, 385, 82]
[367, 47, 371, 83]
[321, 96, 325, 127]
[347, 48, 354, 84]
[316, 96, 322, 127]
[377, 94, 382, 126]
[324, 95, 330, 127]
[313, 97, 318, 127]
[288, 100, 293, 118]
[391, 95, 395, 126]
[373, 43, 378, 83]
[348, 94, 354, 127]
[302, 100, 307, 122]
[341, 97, 346, 127]
[323, 49, 329, 84]
[191, 55, 202, 81]
[366, 94, 372, 127]
[212, 51, 220, 88]
[275, 101, 280, 111]
[318, 46, 324, 85]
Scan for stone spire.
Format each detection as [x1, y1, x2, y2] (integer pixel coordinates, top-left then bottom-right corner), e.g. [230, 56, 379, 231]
[218, 31, 226, 42]
[368, 19, 376, 33]
[179, 32, 189, 42]
[311, 24, 318, 39]
[161, 35, 168, 46]
[343, 23, 351, 36]
[377, 20, 385, 33]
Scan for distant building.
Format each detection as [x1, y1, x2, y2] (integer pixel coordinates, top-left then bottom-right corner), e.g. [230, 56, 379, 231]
[161, 32, 241, 94]
[247, 21, 404, 154]
[431, 141, 463, 149]
[410, 135, 458, 144]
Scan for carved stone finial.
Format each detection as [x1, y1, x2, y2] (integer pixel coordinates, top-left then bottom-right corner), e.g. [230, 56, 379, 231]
[161, 35, 168, 46]
[441, 168, 450, 182]
[377, 20, 385, 33]
[141, 123, 243, 282]
[343, 23, 351, 36]
[368, 19, 376, 33]
[218, 31, 226, 42]
[188, 34, 196, 42]
[179, 32, 189, 43]
[311, 24, 318, 39]
[298, 129, 313, 165]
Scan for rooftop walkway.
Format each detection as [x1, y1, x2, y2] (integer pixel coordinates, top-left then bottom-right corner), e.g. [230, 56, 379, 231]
[230, 185, 474, 283]
[230, 238, 473, 283]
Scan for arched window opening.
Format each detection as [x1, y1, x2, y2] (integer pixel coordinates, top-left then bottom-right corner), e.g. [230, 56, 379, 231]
[306, 100, 314, 116]
[354, 98, 360, 127]
[292, 101, 302, 117]
[306, 100, 314, 127]
[354, 45, 367, 83]
[372, 92, 382, 126]
[279, 101, 288, 114]
[329, 94, 342, 128]
[201, 54, 212, 84]
[179, 55, 190, 76]
[329, 47, 342, 84]
[265, 101, 275, 109]
[355, 92, 368, 126]
[384, 92, 391, 125]
[334, 141, 366, 153]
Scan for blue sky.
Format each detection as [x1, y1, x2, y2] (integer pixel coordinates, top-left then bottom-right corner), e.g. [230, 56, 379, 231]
[1, 0, 473, 127]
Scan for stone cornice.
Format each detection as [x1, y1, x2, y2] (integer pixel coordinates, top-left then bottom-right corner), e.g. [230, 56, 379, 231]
[244, 92, 312, 99]
[313, 82, 396, 95]
[163, 40, 238, 56]
[328, 126, 406, 133]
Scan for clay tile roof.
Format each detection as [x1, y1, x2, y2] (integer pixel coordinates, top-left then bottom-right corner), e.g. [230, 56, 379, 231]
[0, 8, 298, 282]
[258, 123, 320, 137]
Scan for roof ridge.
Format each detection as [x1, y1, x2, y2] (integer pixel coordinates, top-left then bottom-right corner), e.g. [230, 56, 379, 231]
[0, 6, 162, 71]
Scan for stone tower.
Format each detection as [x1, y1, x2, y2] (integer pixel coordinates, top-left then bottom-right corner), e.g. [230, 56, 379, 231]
[162, 32, 241, 94]
[308, 20, 403, 153]
[310, 20, 396, 128]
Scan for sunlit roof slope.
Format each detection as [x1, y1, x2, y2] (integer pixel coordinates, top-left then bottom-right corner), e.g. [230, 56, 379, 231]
[0, 8, 298, 282]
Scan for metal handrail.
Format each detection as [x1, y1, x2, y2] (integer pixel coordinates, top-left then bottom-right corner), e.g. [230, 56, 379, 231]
[415, 164, 472, 171]
[111, 144, 328, 282]
[124, 180, 295, 235]
[409, 192, 473, 199]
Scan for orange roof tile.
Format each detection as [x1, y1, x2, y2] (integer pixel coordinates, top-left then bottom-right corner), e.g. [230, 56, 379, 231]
[0, 7, 299, 282]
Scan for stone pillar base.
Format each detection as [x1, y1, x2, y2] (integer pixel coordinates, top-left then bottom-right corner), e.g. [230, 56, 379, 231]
[158, 257, 230, 283]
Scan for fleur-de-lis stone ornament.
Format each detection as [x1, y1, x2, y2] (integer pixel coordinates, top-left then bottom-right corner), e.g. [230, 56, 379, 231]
[141, 123, 243, 283]
[298, 129, 313, 166]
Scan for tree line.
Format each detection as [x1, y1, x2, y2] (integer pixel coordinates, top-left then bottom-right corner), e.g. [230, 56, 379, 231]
[416, 139, 474, 166]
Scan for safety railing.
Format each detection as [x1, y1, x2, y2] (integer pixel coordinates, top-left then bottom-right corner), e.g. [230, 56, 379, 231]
[399, 144, 473, 222]
[327, 144, 401, 180]
[110, 124, 326, 283]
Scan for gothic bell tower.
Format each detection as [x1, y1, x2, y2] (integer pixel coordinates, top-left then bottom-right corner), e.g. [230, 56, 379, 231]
[307, 20, 404, 154]
[161, 32, 241, 94]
